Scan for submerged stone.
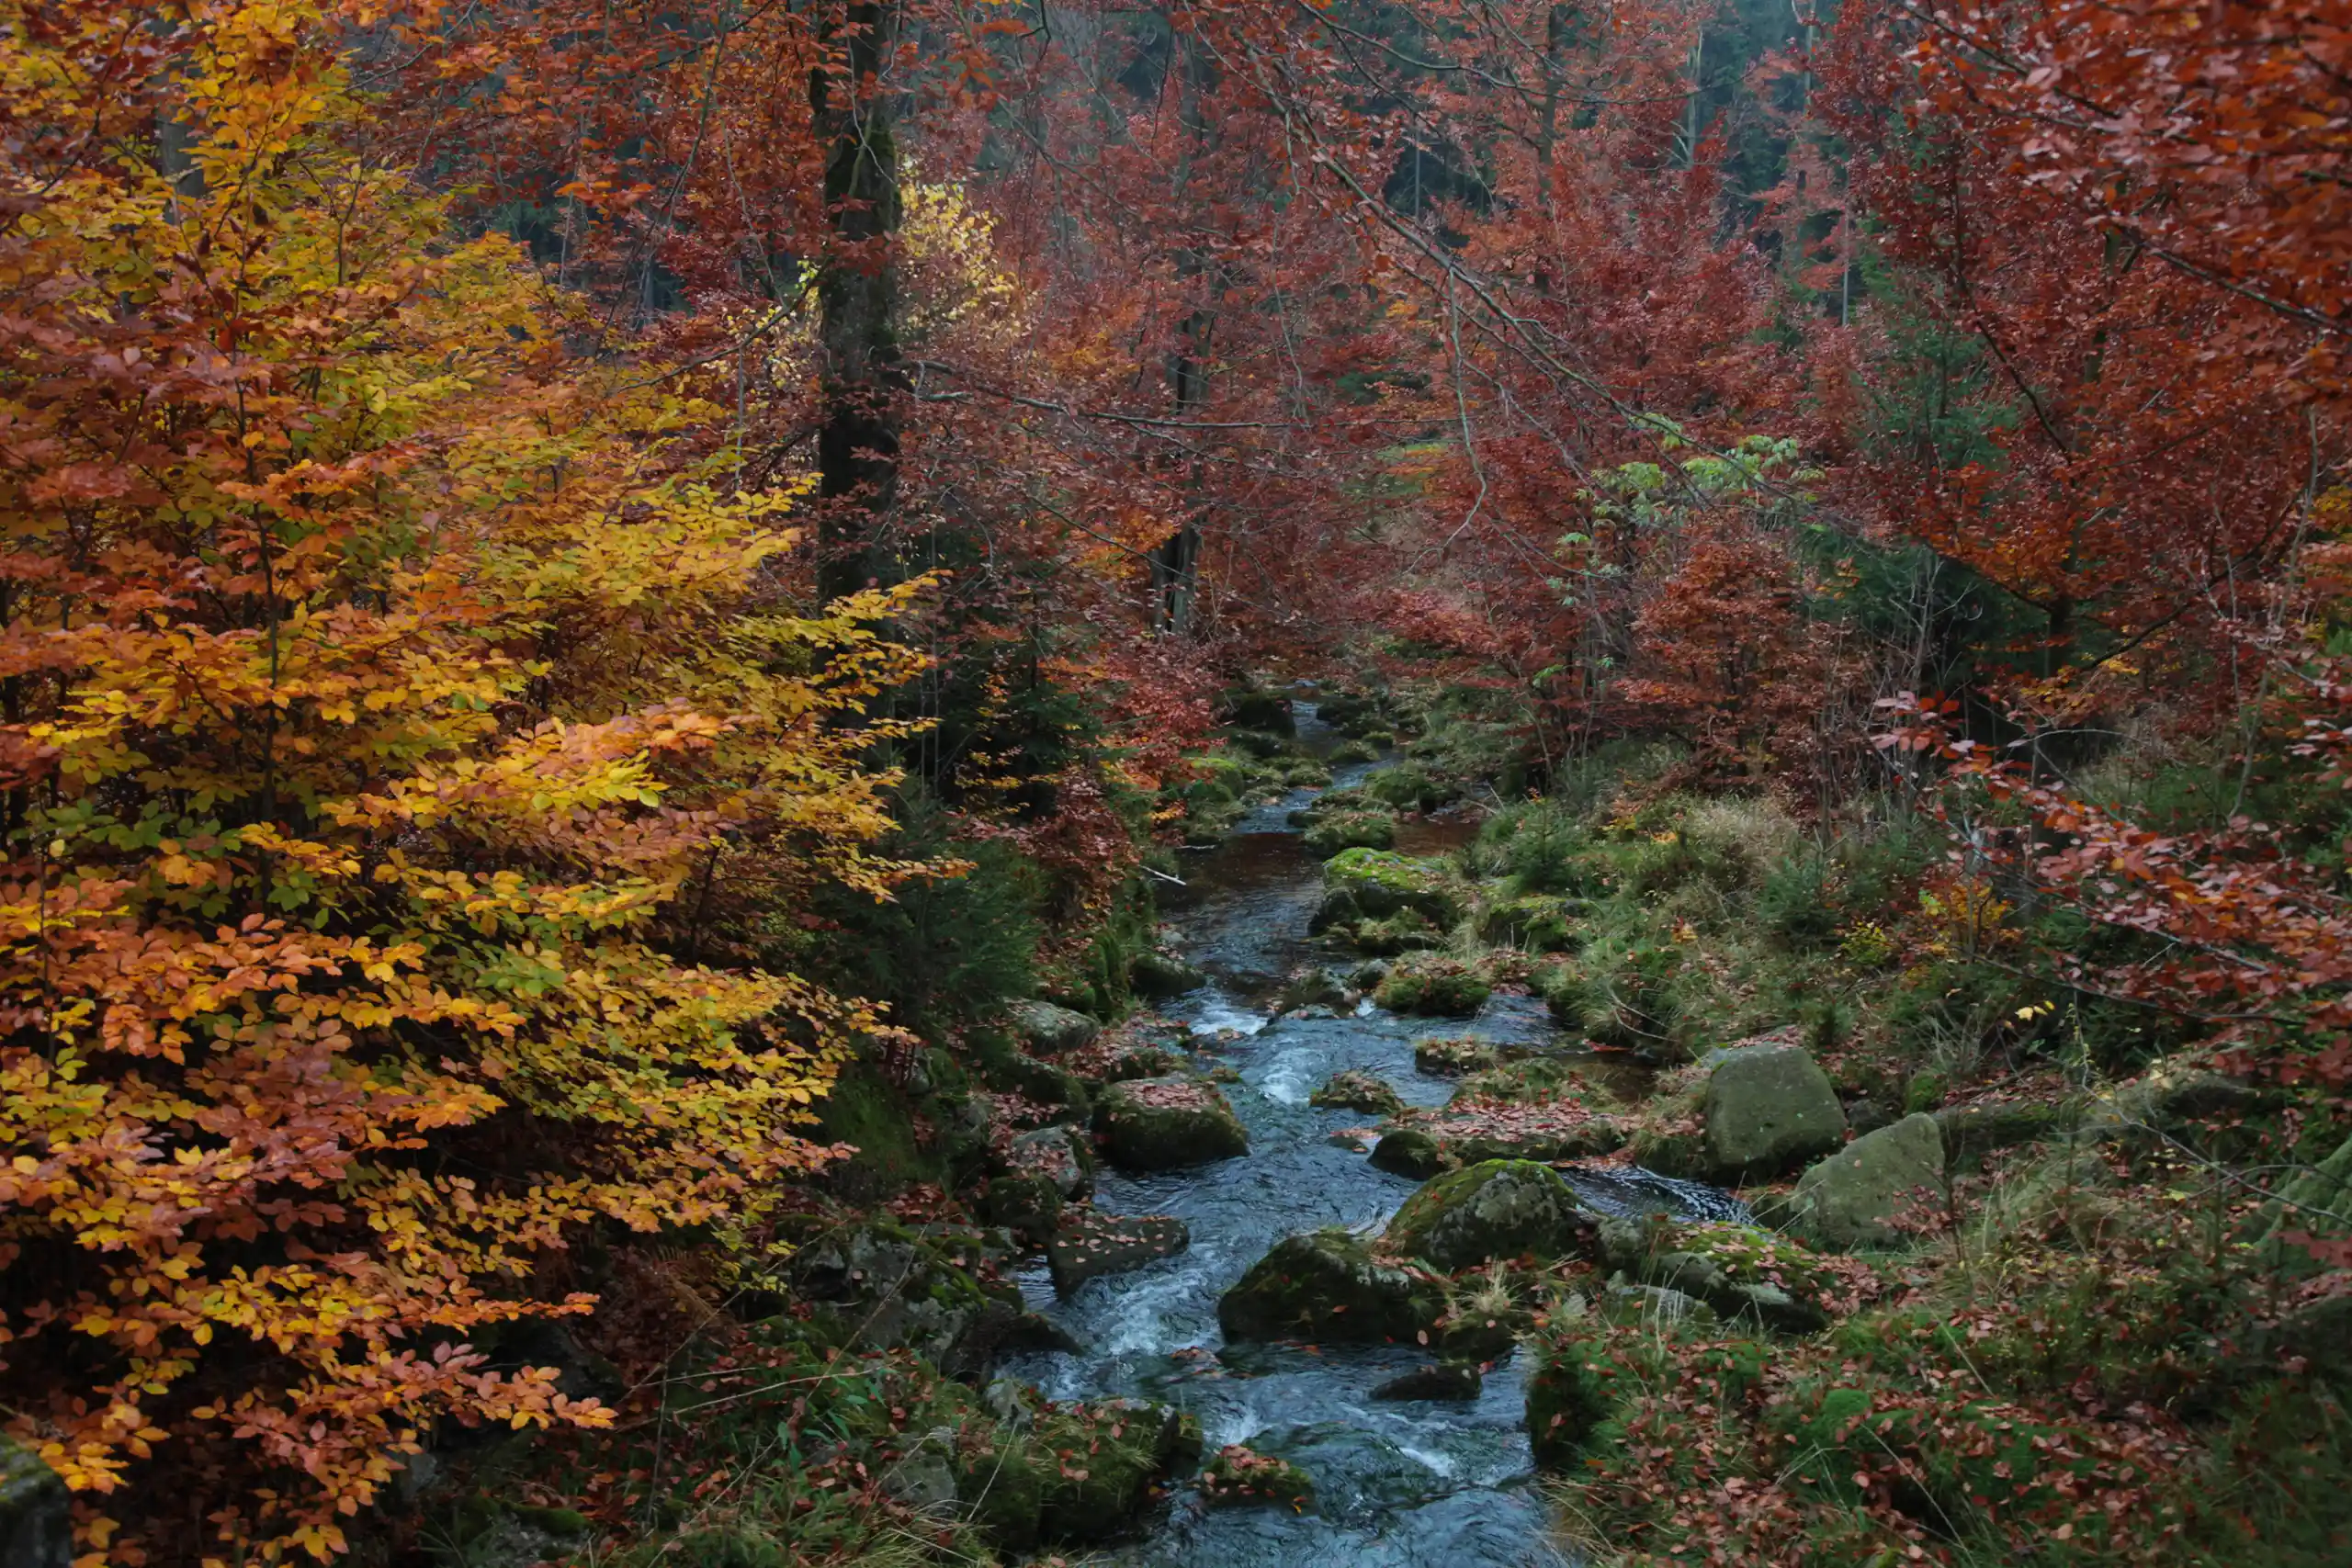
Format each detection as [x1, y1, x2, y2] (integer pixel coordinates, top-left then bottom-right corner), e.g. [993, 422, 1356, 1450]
[1372, 1360, 1485, 1402]
[1310, 1068, 1406, 1116]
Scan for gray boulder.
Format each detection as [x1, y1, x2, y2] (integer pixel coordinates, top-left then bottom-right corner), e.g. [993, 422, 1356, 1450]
[1779, 1112, 1946, 1249]
[1093, 1076, 1249, 1170]
[1218, 1230, 1444, 1343]
[1702, 1043, 1847, 1181]
[1011, 999, 1100, 1056]
[1382, 1159, 1594, 1270]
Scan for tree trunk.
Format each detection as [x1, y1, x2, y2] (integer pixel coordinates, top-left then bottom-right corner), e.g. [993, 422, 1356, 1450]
[811, 1, 905, 605]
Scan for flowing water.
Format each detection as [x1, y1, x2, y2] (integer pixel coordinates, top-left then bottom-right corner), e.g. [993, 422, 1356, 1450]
[1004, 705, 1734, 1567]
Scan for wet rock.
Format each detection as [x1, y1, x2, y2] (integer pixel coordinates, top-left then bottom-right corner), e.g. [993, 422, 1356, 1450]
[1009, 1123, 1093, 1198]
[1374, 953, 1491, 1017]
[1276, 965, 1350, 1013]
[1310, 1069, 1406, 1117]
[0, 1438, 68, 1568]
[1011, 998, 1101, 1056]
[1093, 1075, 1249, 1170]
[1369, 1125, 1445, 1179]
[1414, 1036, 1498, 1077]
[1308, 885, 1364, 935]
[1246, 1423, 1450, 1523]
[1218, 1230, 1444, 1343]
[1304, 809, 1398, 859]
[993, 1052, 1090, 1115]
[784, 1221, 1027, 1377]
[1702, 1040, 1847, 1181]
[1220, 688, 1297, 735]
[1321, 847, 1466, 927]
[1372, 1360, 1485, 1401]
[1383, 1159, 1595, 1270]
[1201, 1445, 1317, 1508]
[1131, 950, 1207, 998]
[1046, 1211, 1191, 1292]
[1777, 1111, 1946, 1249]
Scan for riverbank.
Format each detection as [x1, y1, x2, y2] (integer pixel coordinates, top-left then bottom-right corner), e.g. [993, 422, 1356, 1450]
[387, 680, 2351, 1568]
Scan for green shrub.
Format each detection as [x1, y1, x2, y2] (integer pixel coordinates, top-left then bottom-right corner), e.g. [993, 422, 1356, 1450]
[1758, 852, 1838, 948]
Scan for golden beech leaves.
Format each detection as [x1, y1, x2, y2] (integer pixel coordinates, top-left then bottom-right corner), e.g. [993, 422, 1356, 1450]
[0, 2, 922, 1560]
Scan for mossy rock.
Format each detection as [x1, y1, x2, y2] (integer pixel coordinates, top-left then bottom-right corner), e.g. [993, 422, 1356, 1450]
[1476, 893, 1583, 953]
[1329, 739, 1381, 765]
[1220, 688, 1297, 735]
[1201, 1445, 1316, 1508]
[1304, 809, 1399, 859]
[1369, 1125, 1445, 1178]
[1131, 949, 1207, 998]
[1310, 1069, 1406, 1117]
[978, 1170, 1066, 1243]
[1702, 1041, 1847, 1182]
[1291, 784, 1373, 823]
[992, 1051, 1091, 1114]
[1093, 1076, 1249, 1170]
[1351, 908, 1446, 955]
[1932, 1099, 2066, 1167]
[1382, 1160, 1594, 1270]
[1775, 1112, 1945, 1250]
[1010, 998, 1101, 1056]
[1593, 1215, 1832, 1335]
[1413, 1036, 1498, 1077]
[1362, 763, 1453, 812]
[1218, 1229, 1444, 1343]
[1374, 954, 1491, 1017]
[1323, 847, 1466, 926]
[784, 1220, 1026, 1376]
[967, 1397, 1201, 1548]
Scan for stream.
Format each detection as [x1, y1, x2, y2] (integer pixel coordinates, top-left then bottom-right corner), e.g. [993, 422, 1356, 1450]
[1004, 705, 1733, 1567]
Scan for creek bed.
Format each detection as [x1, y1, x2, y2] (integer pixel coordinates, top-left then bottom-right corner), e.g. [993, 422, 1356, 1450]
[1002, 705, 1727, 1566]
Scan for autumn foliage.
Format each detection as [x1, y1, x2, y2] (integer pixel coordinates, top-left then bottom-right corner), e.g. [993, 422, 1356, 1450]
[0, 3, 925, 1559]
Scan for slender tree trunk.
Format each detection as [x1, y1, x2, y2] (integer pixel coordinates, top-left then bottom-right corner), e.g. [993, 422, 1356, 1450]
[811, 1, 905, 605]
[1149, 15, 1210, 633]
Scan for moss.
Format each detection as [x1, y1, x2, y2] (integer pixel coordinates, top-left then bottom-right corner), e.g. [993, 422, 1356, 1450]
[1351, 908, 1444, 954]
[1382, 1159, 1589, 1269]
[1093, 1076, 1249, 1169]
[1476, 892, 1582, 952]
[1413, 1036, 1498, 1076]
[1525, 1320, 1625, 1469]
[1303, 808, 1398, 858]
[1374, 954, 1491, 1017]
[1310, 1069, 1407, 1116]
[1201, 1445, 1316, 1507]
[1370, 1125, 1446, 1178]
[1323, 847, 1467, 926]
[1219, 1229, 1444, 1342]
[1363, 762, 1453, 812]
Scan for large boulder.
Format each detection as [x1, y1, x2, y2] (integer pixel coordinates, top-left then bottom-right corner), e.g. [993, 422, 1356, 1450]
[1702, 1042, 1847, 1182]
[1382, 1160, 1595, 1270]
[1776, 1112, 1946, 1249]
[1310, 1069, 1406, 1117]
[1130, 950, 1206, 999]
[785, 1222, 1033, 1377]
[1093, 1076, 1249, 1170]
[1321, 848, 1466, 928]
[1218, 1230, 1444, 1343]
[1047, 1211, 1191, 1292]
[0, 1439, 68, 1568]
[1011, 999, 1101, 1056]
